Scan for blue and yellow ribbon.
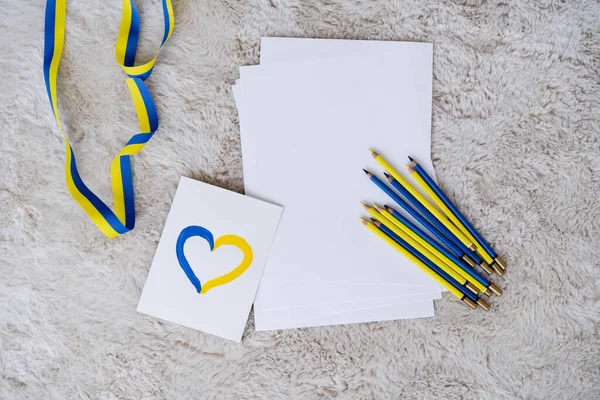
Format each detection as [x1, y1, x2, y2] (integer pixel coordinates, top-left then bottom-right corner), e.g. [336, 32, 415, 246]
[43, 0, 174, 238]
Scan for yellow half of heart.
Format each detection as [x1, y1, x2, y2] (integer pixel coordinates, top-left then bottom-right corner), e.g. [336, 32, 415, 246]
[199, 234, 254, 294]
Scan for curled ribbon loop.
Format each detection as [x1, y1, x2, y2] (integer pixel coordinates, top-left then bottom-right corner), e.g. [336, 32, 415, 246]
[43, 0, 174, 237]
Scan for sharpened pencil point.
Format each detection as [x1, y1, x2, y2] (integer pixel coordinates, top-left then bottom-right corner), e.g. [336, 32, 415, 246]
[407, 165, 415, 173]
[363, 169, 373, 177]
[360, 218, 368, 226]
[384, 205, 394, 212]
[360, 202, 370, 210]
[369, 149, 379, 158]
[372, 219, 381, 227]
[383, 172, 393, 182]
[408, 156, 414, 162]
[373, 204, 381, 211]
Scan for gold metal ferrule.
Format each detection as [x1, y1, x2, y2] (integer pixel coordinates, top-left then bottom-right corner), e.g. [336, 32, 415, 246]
[479, 261, 494, 275]
[482, 287, 492, 297]
[462, 255, 477, 268]
[488, 283, 503, 296]
[476, 298, 491, 311]
[465, 282, 479, 295]
[463, 298, 477, 309]
[494, 256, 507, 271]
[491, 262, 504, 276]
[468, 243, 477, 252]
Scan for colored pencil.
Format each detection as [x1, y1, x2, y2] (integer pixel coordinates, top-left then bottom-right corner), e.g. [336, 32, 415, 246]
[363, 169, 468, 257]
[408, 157, 506, 273]
[383, 204, 495, 276]
[407, 163, 492, 265]
[375, 220, 481, 299]
[368, 204, 502, 296]
[362, 204, 485, 295]
[361, 218, 489, 310]
[363, 204, 480, 295]
[384, 172, 482, 262]
[362, 169, 478, 261]
[363, 169, 487, 269]
[370, 150, 478, 251]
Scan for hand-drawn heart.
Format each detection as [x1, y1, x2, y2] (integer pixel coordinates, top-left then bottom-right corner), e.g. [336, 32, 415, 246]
[176, 225, 254, 294]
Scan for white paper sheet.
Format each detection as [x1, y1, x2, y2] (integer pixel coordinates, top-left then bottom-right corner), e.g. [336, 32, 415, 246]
[235, 72, 440, 315]
[260, 37, 435, 67]
[254, 297, 435, 331]
[258, 279, 441, 310]
[137, 177, 282, 342]
[239, 57, 436, 284]
[262, 293, 439, 322]
[235, 39, 440, 328]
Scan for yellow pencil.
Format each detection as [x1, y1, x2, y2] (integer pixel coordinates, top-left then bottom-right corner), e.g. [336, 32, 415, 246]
[373, 204, 498, 294]
[360, 218, 486, 310]
[369, 150, 477, 251]
[407, 166, 502, 274]
[361, 203, 489, 296]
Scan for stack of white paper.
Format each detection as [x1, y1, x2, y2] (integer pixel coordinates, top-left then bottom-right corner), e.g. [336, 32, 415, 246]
[233, 38, 443, 331]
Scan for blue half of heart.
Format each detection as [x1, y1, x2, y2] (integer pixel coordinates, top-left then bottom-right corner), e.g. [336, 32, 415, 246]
[176, 225, 214, 293]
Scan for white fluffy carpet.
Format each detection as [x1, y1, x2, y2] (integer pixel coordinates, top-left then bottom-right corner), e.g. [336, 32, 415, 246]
[1, 0, 599, 398]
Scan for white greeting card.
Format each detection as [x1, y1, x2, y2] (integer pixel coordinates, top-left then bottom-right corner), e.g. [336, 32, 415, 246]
[137, 177, 282, 342]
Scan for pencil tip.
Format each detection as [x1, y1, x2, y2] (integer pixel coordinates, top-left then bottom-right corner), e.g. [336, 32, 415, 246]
[360, 217, 368, 226]
[363, 169, 372, 177]
[360, 202, 370, 210]
[373, 204, 381, 211]
[383, 172, 393, 182]
[369, 149, 378, 158]
[408, 156, 414, 162]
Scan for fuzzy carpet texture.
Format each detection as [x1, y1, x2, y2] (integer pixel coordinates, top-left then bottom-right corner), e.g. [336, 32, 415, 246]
[1, 0, 600, 398]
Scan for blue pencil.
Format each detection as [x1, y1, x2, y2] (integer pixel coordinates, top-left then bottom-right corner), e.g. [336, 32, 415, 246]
[409, 158, 506, 272]
[363, 170, 463, 254]
[382, 204, 466, 262]
[383, 172, 483, 264]
[382, 205, 493, 275]
[363, 169, 486, 270]
[374, 222, 489, 309]
[381, 205, 501, 296]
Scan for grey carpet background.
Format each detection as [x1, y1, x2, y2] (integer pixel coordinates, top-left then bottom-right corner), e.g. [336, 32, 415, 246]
[1, 0, 599, 398]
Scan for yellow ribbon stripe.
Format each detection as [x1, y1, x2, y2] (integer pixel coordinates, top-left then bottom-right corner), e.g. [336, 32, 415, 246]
[115, 0, 174, 78]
